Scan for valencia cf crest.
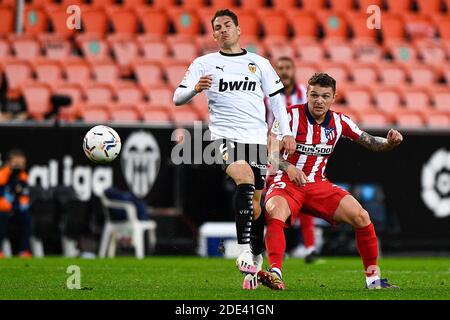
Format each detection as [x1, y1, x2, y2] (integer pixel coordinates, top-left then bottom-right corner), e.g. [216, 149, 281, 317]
[248, 63, 257, 73]
[325, 127, 336, 140]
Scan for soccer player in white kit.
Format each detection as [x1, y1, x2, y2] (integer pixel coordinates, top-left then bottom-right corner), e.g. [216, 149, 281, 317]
[173, 9, 296, 289]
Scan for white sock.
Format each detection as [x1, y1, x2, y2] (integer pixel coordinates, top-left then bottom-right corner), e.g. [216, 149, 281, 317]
[270, 267, 282, 279]
[306, 246, 315, 255]
[366, 274, 380, 286]
[238, 243, 251, 254]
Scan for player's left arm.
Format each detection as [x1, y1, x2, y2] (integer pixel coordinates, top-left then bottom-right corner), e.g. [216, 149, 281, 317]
[356, 129, 403, 152]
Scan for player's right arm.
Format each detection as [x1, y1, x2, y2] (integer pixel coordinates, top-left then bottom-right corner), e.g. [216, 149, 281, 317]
[268, 127, 308, 186]
[173, 60, 210, 106]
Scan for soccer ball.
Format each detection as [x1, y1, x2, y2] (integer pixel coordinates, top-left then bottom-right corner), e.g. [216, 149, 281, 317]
[83, 125, 121, 163]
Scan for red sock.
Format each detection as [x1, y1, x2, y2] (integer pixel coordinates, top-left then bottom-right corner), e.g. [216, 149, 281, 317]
[355, 223, 379, 276]
[299, 213, 315, 248]
[265, 218, 286, 270]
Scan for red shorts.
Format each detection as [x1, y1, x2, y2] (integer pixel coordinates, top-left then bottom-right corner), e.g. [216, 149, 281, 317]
[264, 179, 349, 227]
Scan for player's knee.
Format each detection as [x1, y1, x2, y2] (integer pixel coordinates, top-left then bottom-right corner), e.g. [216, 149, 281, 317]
[265, 199, 289, 222]
[351, 208, 371, 228]
[253, 200, 262, 219]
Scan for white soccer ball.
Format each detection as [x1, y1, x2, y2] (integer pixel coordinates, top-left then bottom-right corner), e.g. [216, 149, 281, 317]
[83, 125, 121, 163]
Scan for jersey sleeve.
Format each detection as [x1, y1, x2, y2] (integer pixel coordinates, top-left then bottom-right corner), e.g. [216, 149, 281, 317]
[340, 113, 363, 141]
[260, 59, 284, 97]
[179, 59, 204, 89]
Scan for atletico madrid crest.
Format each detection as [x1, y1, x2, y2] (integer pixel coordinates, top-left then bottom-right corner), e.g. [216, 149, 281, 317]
[325, 127, 336, 140]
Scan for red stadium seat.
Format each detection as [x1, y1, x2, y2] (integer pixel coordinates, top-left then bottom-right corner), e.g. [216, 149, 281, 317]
[82, 105, 111, 122]
[10, 36, 41, 60]
[372, 86, 403, 116]
[416, 0, 443, 15]
[171, 106, 202, 125]
[77, 34, 110, 61]
[142, 106, 172, 123]
[0, 38, 10, 58]
[394, 111, 425, 128]
[46, 6, 76, 38]
[167, 36, 199, 62]
[301, 0, 326, 10]
[196, 35, 219, 55]
[380, 14, 405, 42]
[54, 83, 84, 121]
[357, 0, 383, 11]
[109, 7, 139, 35]
[0, 5, 14, 37]
[385, 41, 418, 64]
[294, 39, 325, 63]
[423, 112, 450, 128]
[272, 0, 298, 10]
[64, 58, 92, 86]
[415, 40, 447, 66]
[233, 10, 260, 38]
[132, 60, 164, 89]
[434, 15, 450, 41]
[180, 0, 208, 9]
[167, 8, 201, 36]
[24, 6, 49, 36]
[239, 0, 266, 9]
[139, 8, 170, 36]
[323, 39, 354, 62]
[138, 35, 169, 62]
[91, 60, 120, 85]
[430, 86, 450, 112]
[400, 86, 432, 112]
[346, 12, 378, 41]
[33, 59, 64, 88]
[319, 62, 349, 84]
[149, 0, 176, 8]
[342, 85, 374, 111]
[295, 61, 319, 85]
[22, 82, 52, 121]
[191, 93, 209, 121]
[165, 61, 191, 89]
[263, 37, 295, 61]
[350, 62, 378, 84]
[85, 83, 115, 105]
[329, 0, 354, 12]
[110, 103, 143, 122]
[107, 34, 139, 76]
[3, 59, 33, 97]
[443, 64, 450, 84]
[210, 0, 237, 10]
[122, 0, 147, 7]
[258, 10, 289, 38]
[91, 0, 115, 7]
[40, 34, 72, 60]
[81, 7, 108, 35]
[403, 13, 435, 41]
[376, 62, 407, 86]
[286, 10, 319, 40]
[406, 64, 438, 86]
[316, 11, 349, 40]
[240, 36, 267, 56]
[385, 0, 412, 14]
[146, 85, 174, 108]
[114, 81, 145, 104]
[197, 7, 217, 36]
[357, 110, 390, 128]
[352, 39, 383, 62]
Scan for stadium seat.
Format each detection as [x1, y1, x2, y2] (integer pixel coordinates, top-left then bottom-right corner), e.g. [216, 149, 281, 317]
[352, 39, 383, 62]
[232, 10, 260, 38]
[393, 111, 425, 128]
[294, 39, 325, 63]
[319, 62, 349, 84]
[434, 15, 450, 41]
[357, 110, 390, 128]
[142, 106, 172, 123]
[165, 61, 191, 89]
[167, 36, 199, 62]
[239, 0, 266, 9]
[263, 37, 295, 61]
[64, 58, 92, 86]
[239, 36, 267, 56]
[380, 14, 405, 42]
[210, 0, 237, 10]
[47, 6, 76, 38]
[403, 13, 435, 41]
[114, 81, 145, 104]
[430, 86, 450, 112]
[376, 62, 407, 86]
[91, 60, 120, 85]
[385, 41, 418, 64]
[146, 85, 174, 108]
[167, 8, 201, 36]
[180, 0, 208, 9]
[272, 0, 298, 10]
[22, 82, 52, 121]
[138, 35, 169, 62]
[33, 59, 64, 88]
[191, 93, 209, 121]
[10, 36, 41, 60]
[132, 60, 164, 89]
[107, 34, 139, 76]
[195, 35, 219, 55]
[138, 8, 170, 36]
[196, 7, 217, 36]
[416, 0, 443, 15]
[342, 85, 374, 111]
[149, 0, 176, 8]
[350, 62, 378, 84]
[109, 103, 143, 122]
[301, 0, 326, 10]
[0, 38, 10, 58]
[423, 112, 450, 128]
[61, 0, 84, 5]
[3, 59, 33, 97]
[81, 7, 109, 35]
[415, 40, 447, 66]
[77, 34, 110, 61]
[171, 106, 202, 125]
[329, 0, 354, 12]
[346, 12, 378, 42]
[286, 9, 319, 40]
[85, 83, 115, 105]
[91, 0, 115, 7]
[316, 11, 349, 40]
[357, 0, 383, 11]
[24, 6, 49, 36]
[323, 39, 354, 62]
[385, 0, 412, 14]
[82, 104, 111, 122]
[54, 83, 84, 121]
[295, 61, 319, 85]
[406, 64, 438, 86]
[372, 86, 403, 116]
[258, 10, 289, 38]
[122, 0, 147, 7]
[0, 5, 14, 37]
[109, 7, 139, 35]
[400, 86, 432, 112]
[40, 35, 72, 60]
[443, 64, 450, 84]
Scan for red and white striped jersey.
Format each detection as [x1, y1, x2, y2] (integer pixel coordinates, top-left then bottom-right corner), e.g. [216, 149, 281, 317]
[271, 103, 363, 183]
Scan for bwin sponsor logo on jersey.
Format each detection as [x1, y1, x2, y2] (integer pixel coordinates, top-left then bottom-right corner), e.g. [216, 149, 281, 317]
[218, 77, 257, 92]
[296, 143, 333, 156]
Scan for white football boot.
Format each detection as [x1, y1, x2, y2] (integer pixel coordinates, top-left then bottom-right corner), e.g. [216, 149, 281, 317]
[241, 254, 263, 290]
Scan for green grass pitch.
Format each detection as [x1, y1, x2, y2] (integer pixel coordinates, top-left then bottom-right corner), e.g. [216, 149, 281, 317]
[0, 256, 449, 300]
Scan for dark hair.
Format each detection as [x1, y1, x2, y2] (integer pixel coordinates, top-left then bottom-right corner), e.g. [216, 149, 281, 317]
[308, 73, 336, 94]
[211, 9, 239, 29]
[276, 56, 295, 66]
[6, 148, 25, 161]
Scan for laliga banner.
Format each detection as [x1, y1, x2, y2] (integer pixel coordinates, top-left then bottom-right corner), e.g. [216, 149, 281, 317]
[0, 125, 174, 207]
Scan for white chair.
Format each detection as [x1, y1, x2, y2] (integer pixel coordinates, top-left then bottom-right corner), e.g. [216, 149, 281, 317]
[98, 196, 157, 259]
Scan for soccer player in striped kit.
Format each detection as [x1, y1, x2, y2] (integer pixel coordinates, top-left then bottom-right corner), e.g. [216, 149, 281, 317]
[259, 73, 403, 290]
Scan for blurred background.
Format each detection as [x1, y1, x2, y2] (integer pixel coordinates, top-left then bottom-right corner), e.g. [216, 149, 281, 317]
[0, 0, 449, 259]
